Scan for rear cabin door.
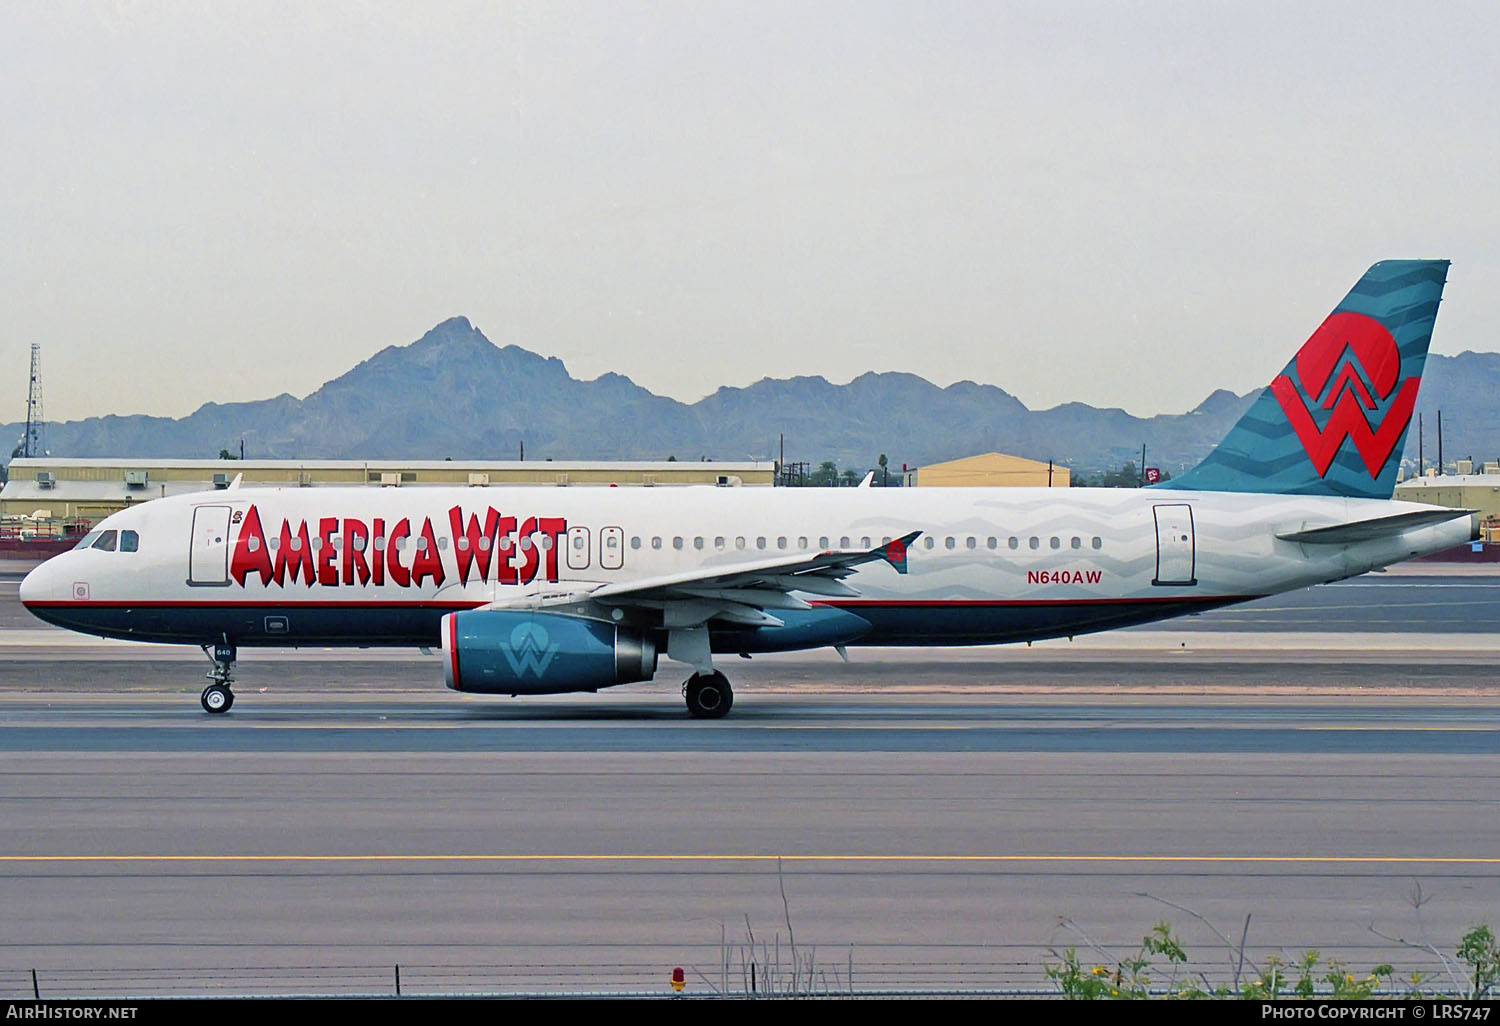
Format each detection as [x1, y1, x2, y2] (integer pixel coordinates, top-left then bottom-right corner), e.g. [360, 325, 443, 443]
[189, 505, 233, 586]
[1152, 504, 1197, 587]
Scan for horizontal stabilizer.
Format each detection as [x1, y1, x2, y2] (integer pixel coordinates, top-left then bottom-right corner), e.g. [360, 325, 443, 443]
[1276, 508, 1475, 544]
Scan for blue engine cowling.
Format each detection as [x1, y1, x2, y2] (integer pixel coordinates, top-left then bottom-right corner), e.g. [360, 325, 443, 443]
[441, 610, 658, 695]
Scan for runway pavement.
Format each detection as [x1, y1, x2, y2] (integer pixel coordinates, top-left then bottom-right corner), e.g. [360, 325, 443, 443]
[0, 571, 1497, 996]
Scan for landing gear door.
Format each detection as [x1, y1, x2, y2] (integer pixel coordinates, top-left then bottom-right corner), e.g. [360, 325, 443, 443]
[1152, 504, 1197, 587]
[189, 505, 233, 587]
[600, 526, 624, 570]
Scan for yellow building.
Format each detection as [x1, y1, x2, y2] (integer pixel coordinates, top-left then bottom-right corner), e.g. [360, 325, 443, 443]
[903, 452, 1070, 488]
[0, 457, 775, 524]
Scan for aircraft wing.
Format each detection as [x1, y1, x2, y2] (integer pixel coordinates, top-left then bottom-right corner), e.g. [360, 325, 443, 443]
[484, 531, 921, 628]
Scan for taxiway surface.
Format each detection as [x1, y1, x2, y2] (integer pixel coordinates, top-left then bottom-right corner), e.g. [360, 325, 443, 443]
[0, 571, 1496, 995]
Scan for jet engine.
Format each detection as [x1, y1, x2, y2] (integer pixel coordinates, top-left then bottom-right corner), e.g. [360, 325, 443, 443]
[440, 609, 657, 694]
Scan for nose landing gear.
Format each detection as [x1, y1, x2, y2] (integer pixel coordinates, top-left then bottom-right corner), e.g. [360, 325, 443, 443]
[200, 640, 236, 714]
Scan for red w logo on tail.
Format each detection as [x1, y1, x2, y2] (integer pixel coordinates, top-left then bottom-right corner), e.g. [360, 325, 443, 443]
[1270, 312, 1419, 479]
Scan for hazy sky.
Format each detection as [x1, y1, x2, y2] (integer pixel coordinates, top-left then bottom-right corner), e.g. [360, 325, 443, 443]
[3, 1, 1498, 426]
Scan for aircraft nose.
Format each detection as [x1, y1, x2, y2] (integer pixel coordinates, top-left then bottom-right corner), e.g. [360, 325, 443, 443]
[19, 560, 56, 608]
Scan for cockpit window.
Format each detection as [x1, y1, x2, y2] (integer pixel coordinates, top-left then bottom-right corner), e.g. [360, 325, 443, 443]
[121, 530, 140, 553]
[73, 531, 101, 551]
[91, 530, 118, 552]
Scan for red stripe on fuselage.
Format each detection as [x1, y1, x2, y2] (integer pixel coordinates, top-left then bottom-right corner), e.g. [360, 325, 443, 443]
[25, 595, 1259, 612]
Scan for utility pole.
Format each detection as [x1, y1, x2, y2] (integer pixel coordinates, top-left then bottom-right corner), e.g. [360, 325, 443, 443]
[22, 344, 43, 459]
[1419, 413, 1424, 476]
[1139, 443, 1146, 487]
[1437, 410, 1443, 475]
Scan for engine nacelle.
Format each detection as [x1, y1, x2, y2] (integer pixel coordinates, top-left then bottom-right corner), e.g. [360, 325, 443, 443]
[441, 610, 658, 695]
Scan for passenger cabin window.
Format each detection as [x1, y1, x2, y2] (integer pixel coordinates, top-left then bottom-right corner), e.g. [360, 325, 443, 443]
[1071, 537, 1081, 549]
[1092, 537, 1102, 549]
[121, 530, 139, 553]
[819, 536, 830, 549]
[987, 537, 997, 549]
[631, 536, 642, 550]
[967, 537, 977, 549]
[1029, 537, 1039, 550]
[1050, 537, 1060, 549]
[92, 531, 118, 552]
[1009, 537, 1019, 549]
[861, 537, 871, 548]
[945, 537, 955, 550]
[923, 537, 935, 550]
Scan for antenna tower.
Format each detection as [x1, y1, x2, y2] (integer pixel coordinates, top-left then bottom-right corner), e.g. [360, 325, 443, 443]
[23, 344, 43, 459]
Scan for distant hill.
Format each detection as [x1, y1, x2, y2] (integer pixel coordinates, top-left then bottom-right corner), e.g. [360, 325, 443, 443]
[3, 318, 1496, 477]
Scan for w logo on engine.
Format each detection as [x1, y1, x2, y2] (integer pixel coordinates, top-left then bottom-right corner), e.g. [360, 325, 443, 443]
[500, 621, 560, 678]
[1269, 311, 1420, 479]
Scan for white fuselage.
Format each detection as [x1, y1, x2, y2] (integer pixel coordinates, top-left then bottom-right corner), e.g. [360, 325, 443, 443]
[19, 485, 1473, 652]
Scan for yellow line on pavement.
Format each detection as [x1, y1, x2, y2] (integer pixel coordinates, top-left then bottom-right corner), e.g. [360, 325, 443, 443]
[2, 854, 1499, 865]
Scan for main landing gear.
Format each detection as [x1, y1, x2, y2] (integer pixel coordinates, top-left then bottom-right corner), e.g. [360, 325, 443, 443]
[683, 671, 733, 719]
[200, 640, 236, 715]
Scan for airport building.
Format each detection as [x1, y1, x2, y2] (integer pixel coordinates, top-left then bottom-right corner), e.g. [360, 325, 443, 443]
[0, 457, 776, 525]
[903, 452, 1070, 488]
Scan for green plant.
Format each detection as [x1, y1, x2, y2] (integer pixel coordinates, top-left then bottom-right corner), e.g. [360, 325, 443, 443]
[1457, 924, 1499, 999]
[1045, 922, 1189, 999]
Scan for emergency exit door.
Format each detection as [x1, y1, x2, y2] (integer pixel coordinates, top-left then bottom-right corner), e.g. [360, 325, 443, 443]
[189, 505, 232, 586]
[566, 526, 591, 570]
[1152, 504, 1197, 587]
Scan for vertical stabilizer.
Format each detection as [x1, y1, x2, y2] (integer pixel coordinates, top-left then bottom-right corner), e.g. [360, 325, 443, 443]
[1168, 260, 1448, 498]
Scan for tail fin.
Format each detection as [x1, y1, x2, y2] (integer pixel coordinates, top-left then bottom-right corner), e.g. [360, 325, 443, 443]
[1168, 259, 1449, 498]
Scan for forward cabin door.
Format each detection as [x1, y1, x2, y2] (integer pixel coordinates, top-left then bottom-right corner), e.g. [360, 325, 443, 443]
[188, 505, 233, 586]
[1152, 503, 1197, 587]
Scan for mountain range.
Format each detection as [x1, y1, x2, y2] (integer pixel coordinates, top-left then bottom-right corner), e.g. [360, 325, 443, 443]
[4, 317, 1497, 477]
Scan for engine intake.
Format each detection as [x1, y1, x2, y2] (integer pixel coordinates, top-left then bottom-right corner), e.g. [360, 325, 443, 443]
[441, 610, 657, 695]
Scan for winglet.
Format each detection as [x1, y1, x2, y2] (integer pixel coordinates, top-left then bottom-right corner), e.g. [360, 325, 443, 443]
[880, 531, 921, 575]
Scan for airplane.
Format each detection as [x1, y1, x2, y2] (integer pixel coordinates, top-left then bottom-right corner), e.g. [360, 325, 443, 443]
[18, 260, 1476, 717]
